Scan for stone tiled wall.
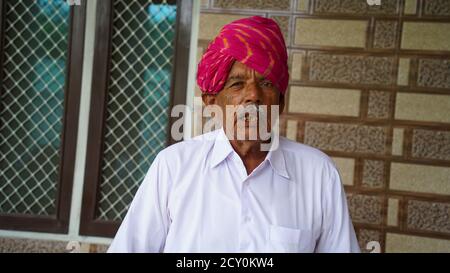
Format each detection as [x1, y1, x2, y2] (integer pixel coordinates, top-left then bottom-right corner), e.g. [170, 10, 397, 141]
[197, 0, 450, 252]
[0, 238, 109, 253]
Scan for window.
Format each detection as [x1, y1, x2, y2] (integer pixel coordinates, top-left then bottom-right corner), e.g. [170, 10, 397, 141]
[80, 0, 191, 237]
[0, 0, 85, 233]
[0, 0, 192, 238]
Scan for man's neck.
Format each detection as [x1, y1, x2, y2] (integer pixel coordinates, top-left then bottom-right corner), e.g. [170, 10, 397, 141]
[229, 139, 268, 175]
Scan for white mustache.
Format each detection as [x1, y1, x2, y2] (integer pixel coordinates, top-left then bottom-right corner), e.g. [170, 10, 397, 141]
[236, 104, 265, 121]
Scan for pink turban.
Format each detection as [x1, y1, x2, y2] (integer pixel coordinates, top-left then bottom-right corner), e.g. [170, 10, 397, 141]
[197, 16, 289, 95]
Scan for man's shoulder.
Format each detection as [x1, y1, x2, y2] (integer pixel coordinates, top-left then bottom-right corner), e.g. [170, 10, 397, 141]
[157, 130, 219, 160]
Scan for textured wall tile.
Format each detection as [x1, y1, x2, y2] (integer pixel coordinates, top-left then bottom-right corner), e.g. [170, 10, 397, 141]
[308, 52, 396, 86]
[286, 120, 298, 141]
[313, 0, 398, 15]
[367, 90, 392, 119]
[412, 129, 450, 161]
[297, 0, 309, 11]
[395, 93, 450, 123]
[358, 229, 382, 253]
[386, 233, 450, 253]
[90, 244, 110, 253]
[407, 200, 450, 234]
[201, 0, 209, 8]
[291, 51, 305, 81]
[423, 0, 450, 16]
[295, 18, 367, 47]
[390, 163, 450, 195]
[347, 193, 383, 224]
[213, 0, 291, 10]
[289, 87, 361, 116]
[392, 128, 404, 156]
[197, 46, 204, 63]
[388, 198, 399, 226]
[362, 159, 385, 188]
[304, 122, 387, 154]
[397, 58, 410, 86]
[402, 22, 450, 51]
[404, 0, 417, 14]
[332, 157, 355, 185]
[0, 238, 68, 253]
[417, 59, 450, 89]
[270, 16, 290, 42]
[373, 20, 397, 49]
[199, 13, 247, 40]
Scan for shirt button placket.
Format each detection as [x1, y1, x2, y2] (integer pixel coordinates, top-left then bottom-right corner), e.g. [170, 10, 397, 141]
[239, 180, 251, 251]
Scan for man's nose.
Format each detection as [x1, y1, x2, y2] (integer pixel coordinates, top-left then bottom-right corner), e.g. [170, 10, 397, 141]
[244, 81, 262, 104]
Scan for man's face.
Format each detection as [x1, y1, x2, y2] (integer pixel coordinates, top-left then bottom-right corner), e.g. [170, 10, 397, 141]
[202, 61, 285, 141]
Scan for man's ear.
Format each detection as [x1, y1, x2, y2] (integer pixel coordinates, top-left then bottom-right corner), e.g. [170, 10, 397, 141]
[202, 94, 217, 106]
[278, 94, 285, 114]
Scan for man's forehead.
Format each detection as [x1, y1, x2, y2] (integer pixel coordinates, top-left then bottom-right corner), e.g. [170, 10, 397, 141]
[227, 61, 265, 80]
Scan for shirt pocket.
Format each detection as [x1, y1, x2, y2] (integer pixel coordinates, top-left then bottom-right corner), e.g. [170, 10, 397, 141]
[267, 225, 315, 253]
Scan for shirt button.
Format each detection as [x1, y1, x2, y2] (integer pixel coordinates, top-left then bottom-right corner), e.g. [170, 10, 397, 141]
[244, 216, 251, 222]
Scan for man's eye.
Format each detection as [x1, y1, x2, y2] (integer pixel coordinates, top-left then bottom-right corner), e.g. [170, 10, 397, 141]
[260, 81, 273, 88]
[230, 82, 243, 88]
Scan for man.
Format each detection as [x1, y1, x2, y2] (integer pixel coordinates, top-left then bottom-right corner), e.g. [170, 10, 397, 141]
[108, 16, 360, 253]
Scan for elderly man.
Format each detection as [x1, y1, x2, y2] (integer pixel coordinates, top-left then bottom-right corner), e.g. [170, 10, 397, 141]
[108, 16, 360, 253]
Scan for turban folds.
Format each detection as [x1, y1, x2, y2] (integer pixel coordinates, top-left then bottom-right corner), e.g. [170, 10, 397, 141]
[197, 16, 289, 95]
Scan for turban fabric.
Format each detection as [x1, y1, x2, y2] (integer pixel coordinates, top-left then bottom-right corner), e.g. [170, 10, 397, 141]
[197, 16, 289, 95]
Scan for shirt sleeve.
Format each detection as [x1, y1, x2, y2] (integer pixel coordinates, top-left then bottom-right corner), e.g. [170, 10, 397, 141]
[315, 161, 361, 253]
[107, 152, 172, 253]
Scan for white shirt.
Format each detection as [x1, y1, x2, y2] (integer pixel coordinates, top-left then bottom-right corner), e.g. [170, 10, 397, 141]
[108, 128, 360, 253]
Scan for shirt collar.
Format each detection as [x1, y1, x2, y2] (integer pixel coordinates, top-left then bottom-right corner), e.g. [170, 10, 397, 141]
[210, 128, 234, 168]
[210, 128, 291, 181]
[266, 144, 290, 180]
